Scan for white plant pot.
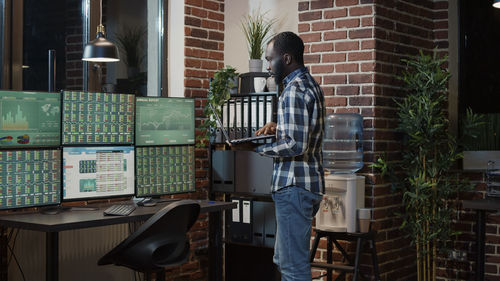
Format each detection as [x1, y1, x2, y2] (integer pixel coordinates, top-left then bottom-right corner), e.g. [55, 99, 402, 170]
[249, 59, 263, 72]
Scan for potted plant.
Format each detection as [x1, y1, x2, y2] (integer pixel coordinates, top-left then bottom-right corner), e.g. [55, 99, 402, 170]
[372, 51, 483, 281]
[241, 10, 276, 72]
[196, 66, 239, 147]
[116, 26, 146, 78]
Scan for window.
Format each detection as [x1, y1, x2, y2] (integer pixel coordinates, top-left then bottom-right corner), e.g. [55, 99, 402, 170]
[460, 0, 500, 150]
[0, 0, 167, 96]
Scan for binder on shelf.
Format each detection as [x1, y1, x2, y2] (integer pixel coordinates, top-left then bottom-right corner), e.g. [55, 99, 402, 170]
[228, 197, 253, 243]
[214, 93, 277, 145]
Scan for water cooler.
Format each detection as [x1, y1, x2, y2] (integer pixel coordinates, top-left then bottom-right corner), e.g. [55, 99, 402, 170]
[316, 114, 365, 233]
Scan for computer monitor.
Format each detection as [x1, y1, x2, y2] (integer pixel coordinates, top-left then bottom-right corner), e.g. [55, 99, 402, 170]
[0, 90, 60, 147]
[62, 91, 134, 145]
[62, 146, 135, 200]
[135, 97, 195, 146]
[135, 145, 195, 197]
[0, 149, 61, 210]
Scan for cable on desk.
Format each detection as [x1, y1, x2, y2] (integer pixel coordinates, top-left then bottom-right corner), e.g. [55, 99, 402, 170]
[8, 228, 20, 265]
[7, 240, 26, 281]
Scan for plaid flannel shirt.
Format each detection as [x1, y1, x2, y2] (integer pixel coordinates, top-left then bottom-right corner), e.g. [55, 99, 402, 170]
[256, 67, 325, 194]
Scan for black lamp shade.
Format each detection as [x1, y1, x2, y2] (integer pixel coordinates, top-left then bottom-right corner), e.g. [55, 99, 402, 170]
[82, 32, 120, 62]
[494, 0, 500, 8]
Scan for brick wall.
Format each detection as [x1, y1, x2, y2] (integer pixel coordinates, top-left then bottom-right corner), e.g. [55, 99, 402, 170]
[182, 0, 225, 280]
[299, 0, 452, 280]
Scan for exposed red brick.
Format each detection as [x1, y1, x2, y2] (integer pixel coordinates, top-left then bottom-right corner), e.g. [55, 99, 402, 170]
[335, 41, 359, 51]
[312, 21, 334, 31]
[359, 17, 373, 28]
[324, 8, 347, 19]
[190, 7, 208, 18]
[311, 64, 334, 74]
[324, 30, 347, 41]
[336, 0, 359, 6]
[325, 96, 347, 106]
[202, 0, 219, 11]
[208, 31, 224, 41]
[208, 11, 224, 21]
[304, 54, 321, 64]
[337, 86, 359, 95]
[323, 53, 346, 63]
[311, 43, 334, 53]
[301, 33, 322, 43]
[324, 74, 347, 84]
[349, 28, 373, 39]
[298, 23, 310, 32]
[348, 51, 373, 61]
[335, 63, 359, 72]
[349, 6, 373, 16]
[299, 11, 322, 22]
[361, 39, 376, 49]
[336, 18, 360, 28]
[349, 74, 373, 83]
[298, 1, 309, 11]
[311, 0, 333, 9]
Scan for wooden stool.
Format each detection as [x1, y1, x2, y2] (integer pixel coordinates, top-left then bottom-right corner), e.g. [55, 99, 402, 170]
[309, 229, 381, 281]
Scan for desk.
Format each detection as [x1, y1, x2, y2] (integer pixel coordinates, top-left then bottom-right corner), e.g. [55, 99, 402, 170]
[462, 198, 500, 281]
[0, 200, 236, 281]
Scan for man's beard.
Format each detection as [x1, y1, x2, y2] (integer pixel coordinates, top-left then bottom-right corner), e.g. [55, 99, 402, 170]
[271, 57, 285, 85]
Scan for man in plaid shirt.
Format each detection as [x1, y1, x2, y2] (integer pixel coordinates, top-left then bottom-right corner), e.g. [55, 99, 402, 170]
[232, 32, 325, 281]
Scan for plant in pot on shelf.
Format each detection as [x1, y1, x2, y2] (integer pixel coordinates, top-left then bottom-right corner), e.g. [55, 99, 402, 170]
[241, 10, 276, 73]
[371, 51, 483, 281]
[116, 25, 146, 80]
[196, 66, 238, 148]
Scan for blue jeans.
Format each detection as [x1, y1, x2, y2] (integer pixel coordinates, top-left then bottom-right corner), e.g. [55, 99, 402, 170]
[272, 186, 323, 281]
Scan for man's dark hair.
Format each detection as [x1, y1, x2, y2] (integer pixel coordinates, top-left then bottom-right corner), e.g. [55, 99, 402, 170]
[269, 32, 304, 65]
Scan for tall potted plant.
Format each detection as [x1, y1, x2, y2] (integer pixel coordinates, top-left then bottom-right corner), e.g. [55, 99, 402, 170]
[196, 66, 239, 147]
[241, 11, 276, 72]
[372, 51, 483, 281]
[116, 26, 146, 78]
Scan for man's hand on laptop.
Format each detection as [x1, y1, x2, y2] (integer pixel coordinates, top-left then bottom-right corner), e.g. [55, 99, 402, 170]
[256, 122, 277, 136]
[229, 142, 259, 152]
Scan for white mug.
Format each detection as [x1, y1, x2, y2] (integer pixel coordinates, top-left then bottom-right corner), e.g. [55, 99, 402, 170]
[253, 77, 267, 93]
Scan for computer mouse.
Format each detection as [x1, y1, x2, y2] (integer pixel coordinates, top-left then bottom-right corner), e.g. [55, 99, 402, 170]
[142, 202, 157, 207]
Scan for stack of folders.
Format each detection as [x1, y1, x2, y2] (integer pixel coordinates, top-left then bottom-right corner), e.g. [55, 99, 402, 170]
[212, 94, 276, 144]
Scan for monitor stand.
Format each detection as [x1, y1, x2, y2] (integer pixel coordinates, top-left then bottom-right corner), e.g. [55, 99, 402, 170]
[135, 196, 180, 207]
[39, 205, 71, 215]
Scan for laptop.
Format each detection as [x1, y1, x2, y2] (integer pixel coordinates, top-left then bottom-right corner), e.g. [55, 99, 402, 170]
[209, 103, 274, 145]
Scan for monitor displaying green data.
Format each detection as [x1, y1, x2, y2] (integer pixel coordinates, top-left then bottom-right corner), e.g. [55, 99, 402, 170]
[0, 91, 60, 147]
[136, 97, 195, 146]
[0, 149, 61, 210]
[62, 91, 135, 145]
[136, 146, 195, 196]
[63, 146, 135, 200]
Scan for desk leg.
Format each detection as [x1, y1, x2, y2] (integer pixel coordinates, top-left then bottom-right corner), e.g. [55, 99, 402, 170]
[46, 232, 58, 281]
[209, 211, 223, 281]
[476, 210, 485, 281]
[327, 236, 332, 281]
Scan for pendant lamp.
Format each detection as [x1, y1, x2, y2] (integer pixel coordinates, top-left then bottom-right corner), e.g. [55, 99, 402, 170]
[494, 0, 500, 8]
[82, 0, 119, 62]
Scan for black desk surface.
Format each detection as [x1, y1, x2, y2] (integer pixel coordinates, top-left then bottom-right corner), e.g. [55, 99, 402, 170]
[463, 198, 500, 211]
[0, 200, 236, 232]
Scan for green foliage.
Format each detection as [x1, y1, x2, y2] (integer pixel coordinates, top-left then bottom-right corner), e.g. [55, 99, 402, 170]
[116, 26, 146, 68]
[196, 66, 238, 148]
[462, 112, 500, 150]
[371, 51, 483, 280]
[241, 10, 276, 59]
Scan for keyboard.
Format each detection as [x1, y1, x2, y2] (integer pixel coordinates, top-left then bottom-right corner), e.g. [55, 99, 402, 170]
[103, 204, 136, 216]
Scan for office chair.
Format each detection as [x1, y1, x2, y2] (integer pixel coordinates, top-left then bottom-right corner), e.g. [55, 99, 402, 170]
[98, 200, 201, 281]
